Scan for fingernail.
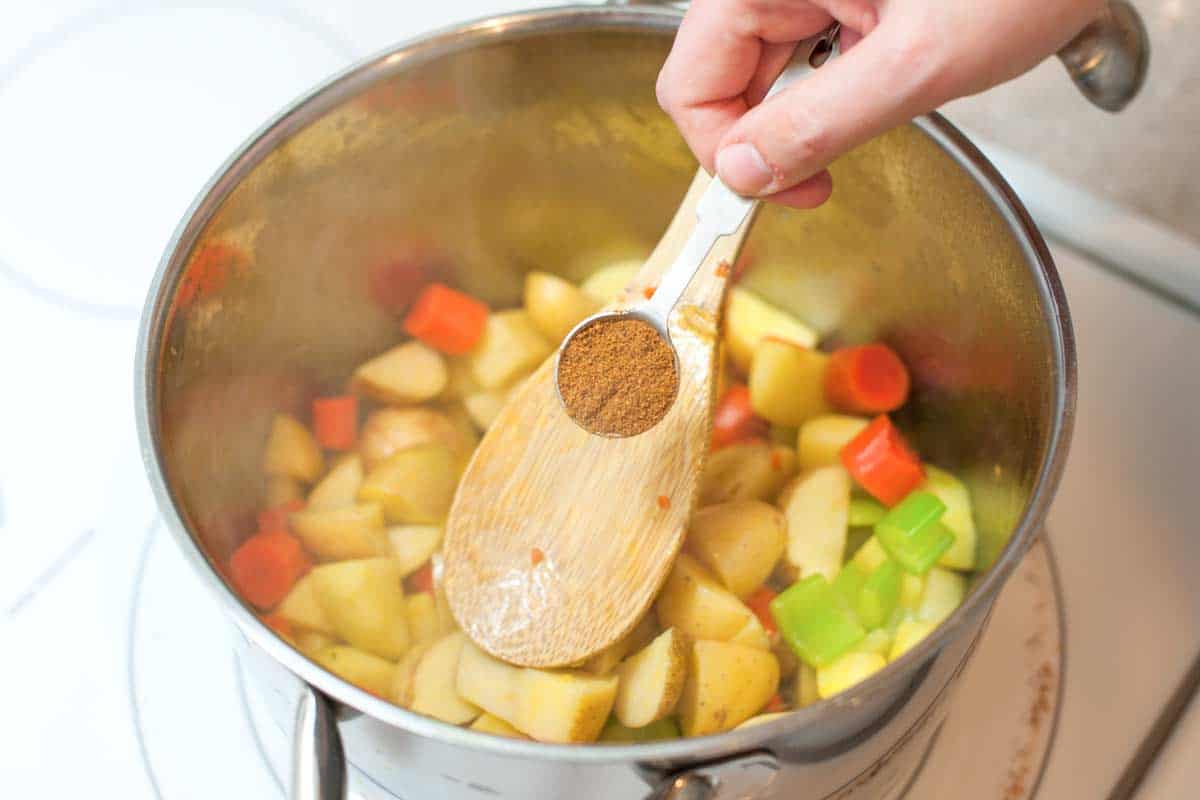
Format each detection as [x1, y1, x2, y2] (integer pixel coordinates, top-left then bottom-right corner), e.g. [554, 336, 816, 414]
[716, 143, 774, 195]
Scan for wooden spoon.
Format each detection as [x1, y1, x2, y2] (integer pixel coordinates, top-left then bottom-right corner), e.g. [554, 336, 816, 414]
[443, 27, 840, 668]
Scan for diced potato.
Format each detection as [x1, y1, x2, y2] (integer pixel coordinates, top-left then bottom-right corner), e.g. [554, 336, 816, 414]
[853, 628, 894, 657]
[614, 628, 689, 728]
[656, 553, 761, 646]
[353, 341, 447, 404]
[600, 717, 680, 742]
[918, 568, 966, 625]
[699, 441, 796, 506]
[748, 339, 829, 427]
[797, 415, 870, 470]
[457, 640, 522, 722]
[263, 414, 324, 483]
[850, 536, 888, 573]
[410, 632, 481, 724]
[359, 443, 459, 524]
[311, 558, 409, 660]
[584, 613, 658, 675]
[307, 454, 364, 510]
[290, 503, 387, 561]
[313, 645, 395, 697]
[581, 260, 640, 302]
[729, 614, 771, 651]
[265, 475, 304, 507]
[524, 271, 601, 342]
[441, 356, 482, 401]
[516, 669, 619, 744]
[463, 389, 508, 431]
[889, 618, 937, 661]
[737, 712, 789, 729]
[391, 641, 434, 707]
[294, 630, 337, 656]
[780, 466, 851, 581]
[275, 573, 336, 636]
[816, 652, 886, 699]
[688, 500, 787, 597]
[795, 663, 819, 708]
[387, 525, 443, 577]
[468, 310, 553, 389]
[405, 592, 442, 644]
[359, 407, 476, 471]
[920, 466, 978, 570]
[724, 287, 818, 372]
[470, 713, 526, 738]
[678, 641, 779, 736]
[899, 573, 925, 610]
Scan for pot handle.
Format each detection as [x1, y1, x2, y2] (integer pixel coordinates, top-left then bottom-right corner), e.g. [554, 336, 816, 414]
[606, 0, 1149, 112]
[644, 752, 780, 800]
[291, 685, 348, 800]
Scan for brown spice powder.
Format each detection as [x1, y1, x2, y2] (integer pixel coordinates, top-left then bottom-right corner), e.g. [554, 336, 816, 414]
[557, 316, 679, 437]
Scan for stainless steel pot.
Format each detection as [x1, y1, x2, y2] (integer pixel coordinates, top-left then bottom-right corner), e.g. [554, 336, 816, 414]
[135, 3, 1146, 797]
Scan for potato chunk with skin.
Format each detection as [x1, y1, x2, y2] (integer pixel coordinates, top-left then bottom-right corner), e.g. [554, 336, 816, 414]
[581, 260, 640, 302]
[275, 573, 336, 636]
[615, 628, 689, 728]
[584, 613, 658, 675]
[470, 713, 526, 738]
[797, 415, 870, 470]
[359, 443, 459, 524]
[780, 466, 851, 582]
[918, 567, 966, 625]
[391, 641, 434, 707]
[699, 441, 796, 506]
[724, 287, 818, 372]
[656, 554, 764, 648]
[688, 500, 787, 597]
[749, 338, 830, 426]
[353, 341, 447, 404]
[405, 592, 442, 644]
[457, 640, 521, 722]
[468, 310, 553, 389]
[410, 632, 481, 724]
[678, 641, 779, 736]
[359, 407, 476, 471]
[816, 652, 885, 699]
[313, 645, 395, 698]
[524, 271, 600, 342]
[263, 414, 324, 483]
[311, 558, 409, 660]
[307, 454, 363, 510]
[289, 503, 387, 561]
[387, 525, 443, 577]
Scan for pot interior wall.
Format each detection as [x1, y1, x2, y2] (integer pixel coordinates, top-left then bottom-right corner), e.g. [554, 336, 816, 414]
[152, 27, 1054, 603]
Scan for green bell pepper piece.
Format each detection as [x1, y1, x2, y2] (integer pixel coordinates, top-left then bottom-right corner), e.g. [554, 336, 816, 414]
[874, 491, 955, 575]
[857, 559, 902, 629]
[771, 574, 866, 667]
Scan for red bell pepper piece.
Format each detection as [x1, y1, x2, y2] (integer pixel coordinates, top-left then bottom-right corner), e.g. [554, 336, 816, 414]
[840, 415, 924, 506]
[825, 344, 910, 414]
[408, 563, 436, 595]
[312, 395, 359, 451]
[403, 283, 489, 355]
[745, 585, 779, 635]
[711, 384, 769, 449]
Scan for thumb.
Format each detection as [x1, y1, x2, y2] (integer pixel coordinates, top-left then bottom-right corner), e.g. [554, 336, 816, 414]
[715, 24, 940, 197]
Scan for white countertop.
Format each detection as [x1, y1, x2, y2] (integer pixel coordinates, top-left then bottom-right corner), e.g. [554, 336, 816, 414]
[2, 2, 1198, 798]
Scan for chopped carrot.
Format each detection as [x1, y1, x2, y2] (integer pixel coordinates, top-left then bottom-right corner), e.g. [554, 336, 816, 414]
[229, 530, 312, 609]
[368, 258, 432, 314]
[841, 415, 925, 506]
[765, 694, 787, 713]
[711, 384, 769, 449]
[770, 450, 783, 471]
[657, 495, 671, 510]
[257, 499, 305, 537]
[825, 344, 910, 414]
[745, 586, 779, 635]
[261, 614, 294, 639]
[408, 563, 435, 595]
[642, 285, 657, 299]
[176, 242, 247, 308]
[312, 395, 359, 451]
[531, 548, 545, 566]
[403, 283, 489, 355]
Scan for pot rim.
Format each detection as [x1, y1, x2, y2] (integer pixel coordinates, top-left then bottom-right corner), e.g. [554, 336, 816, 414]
[135, 3, 1076, 766]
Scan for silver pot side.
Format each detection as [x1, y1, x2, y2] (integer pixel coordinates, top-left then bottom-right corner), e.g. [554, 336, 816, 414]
[135, 4, 1075, 798]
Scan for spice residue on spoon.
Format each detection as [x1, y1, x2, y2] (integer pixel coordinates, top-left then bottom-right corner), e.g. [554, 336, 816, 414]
[557, 316, 679, 437]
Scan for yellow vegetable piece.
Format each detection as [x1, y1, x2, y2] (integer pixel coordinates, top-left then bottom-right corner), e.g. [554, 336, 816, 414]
[699, 441, 796, 506]
[358, 407, 476, 471]
[440, 356, 482, 401]
[470, 713, 526, 738]
[307, 454, 364, 510]
[736, 712, 790, 729]
[289, 503, 387, 561]
[795, 663, 819, 708]
[918, 567, 966, 625]
[816, 652, 886, 699]
[853, 628, 895, 657]
[678, 641, 780, 736]
[899, 572, 925, 611]
[581, 260, 640, 302]
[405, 592, 442, 645]
[584, 613, 658, 675]
[850, 536, 889, 573]
[656, 553, 762, 646]
[688, 500, 787, 597]
[463, 389, 508, 431]
[920, 466, 978, 570]
[263, 414, 324, 483]
[748, 338, 829, 427]
[391, 641, 434, 707]
[524, 271, 601, 342]
[797, 415, 870, 470]
[310, 558, 410, 660]
[614, 628, 689, 728]
[353, 341, 447, 404]
[468, 310, 553, 389]
[780, 466, 851, 581]
[293, 630, 337, 656]
[359, 443, 459, 524]
[889, 618, 937, 661]
[724, 287, 818, 372]
[387, 524, 444, 577]
[410, 632, 481, 725]
[313, 645, 396, 698]
[275, 573, 336, 636]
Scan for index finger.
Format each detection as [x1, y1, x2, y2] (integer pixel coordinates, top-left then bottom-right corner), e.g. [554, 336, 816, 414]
[656, 0, 833, 170]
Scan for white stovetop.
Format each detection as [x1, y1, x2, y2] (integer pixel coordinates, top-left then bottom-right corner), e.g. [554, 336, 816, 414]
[2, 2, 1198, 798]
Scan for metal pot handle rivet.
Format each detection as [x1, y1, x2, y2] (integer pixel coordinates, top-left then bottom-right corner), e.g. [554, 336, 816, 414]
[645, 752, 780, 800]
[291, 686, 348, 800]
[607, 0, 1149, 112]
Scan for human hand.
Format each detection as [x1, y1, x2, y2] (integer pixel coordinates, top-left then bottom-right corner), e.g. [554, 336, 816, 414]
[656, 0, 1104, 207]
